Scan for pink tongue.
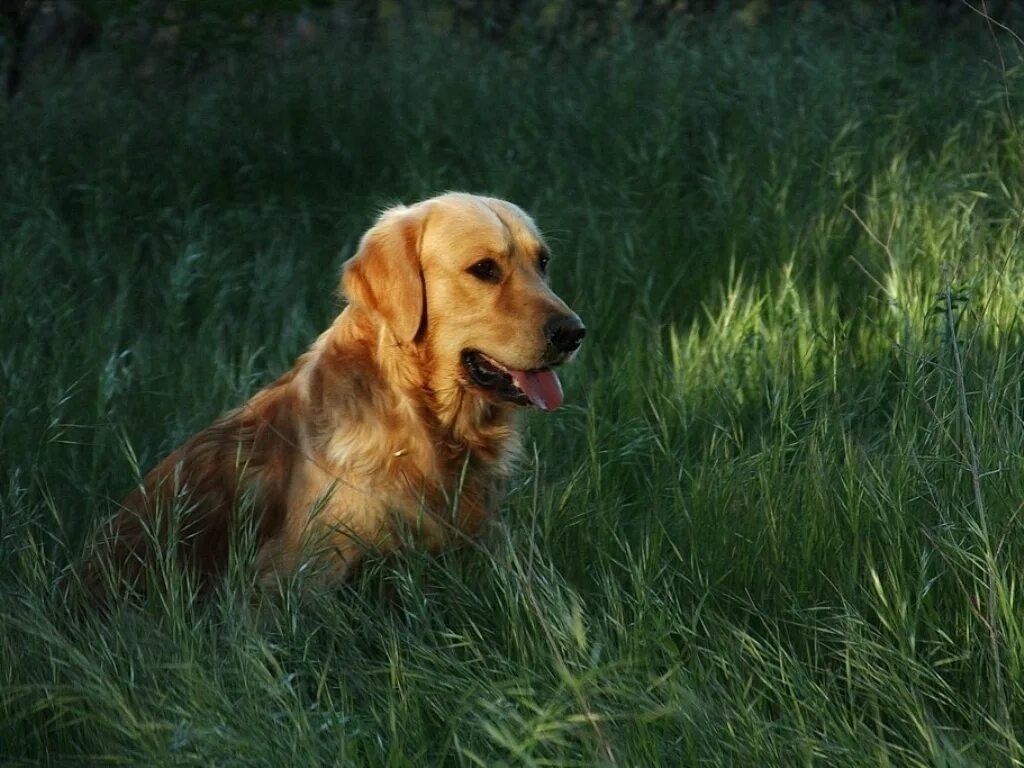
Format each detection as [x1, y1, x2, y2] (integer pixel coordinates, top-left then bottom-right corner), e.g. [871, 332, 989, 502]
[509, 368, 563, 411]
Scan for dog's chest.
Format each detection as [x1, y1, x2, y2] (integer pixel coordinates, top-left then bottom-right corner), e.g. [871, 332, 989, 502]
[313, 416, 499, 526]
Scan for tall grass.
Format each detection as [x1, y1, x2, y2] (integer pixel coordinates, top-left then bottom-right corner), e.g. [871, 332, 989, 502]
[4, 12, 1024, 765]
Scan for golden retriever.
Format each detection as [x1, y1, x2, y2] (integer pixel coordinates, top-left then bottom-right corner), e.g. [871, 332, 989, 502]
[81, 193, 584, 596]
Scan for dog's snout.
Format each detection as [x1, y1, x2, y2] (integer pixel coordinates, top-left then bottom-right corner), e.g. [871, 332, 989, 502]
[546, 315, 586, 354]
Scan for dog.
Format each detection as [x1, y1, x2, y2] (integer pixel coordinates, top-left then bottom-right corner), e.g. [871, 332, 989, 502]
[81, 192, 585, 597]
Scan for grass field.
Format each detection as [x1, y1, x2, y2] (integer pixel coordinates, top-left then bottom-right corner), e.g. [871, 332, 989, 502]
[4, 11, 1024, 765]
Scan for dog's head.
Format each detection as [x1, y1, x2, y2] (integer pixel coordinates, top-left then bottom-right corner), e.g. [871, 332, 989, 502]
[342, 193, 584, 413]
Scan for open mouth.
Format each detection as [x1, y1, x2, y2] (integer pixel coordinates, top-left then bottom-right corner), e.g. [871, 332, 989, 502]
[461, 350, 564, 411]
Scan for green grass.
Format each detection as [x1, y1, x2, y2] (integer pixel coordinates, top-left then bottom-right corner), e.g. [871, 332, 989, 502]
[5, 12, 1024, 765]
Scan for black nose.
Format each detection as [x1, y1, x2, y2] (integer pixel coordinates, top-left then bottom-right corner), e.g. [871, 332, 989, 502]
[545, 314, 586, 354]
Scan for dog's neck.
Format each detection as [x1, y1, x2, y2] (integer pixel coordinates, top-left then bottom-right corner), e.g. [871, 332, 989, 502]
[322, 306, 521, 475]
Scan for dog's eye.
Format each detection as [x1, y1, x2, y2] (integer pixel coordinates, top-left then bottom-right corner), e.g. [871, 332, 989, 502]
[538, 251, 550, 275]
[467, 258, 501, 283]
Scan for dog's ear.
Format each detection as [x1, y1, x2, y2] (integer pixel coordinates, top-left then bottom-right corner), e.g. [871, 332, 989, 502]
[341, 205, 427, 344]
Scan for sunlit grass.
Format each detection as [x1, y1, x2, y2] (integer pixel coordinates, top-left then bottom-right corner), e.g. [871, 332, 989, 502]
[4, 12, 1024, 765]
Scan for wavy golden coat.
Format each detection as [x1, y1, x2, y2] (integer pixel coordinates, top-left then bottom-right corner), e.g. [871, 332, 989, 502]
[83, 193, 584, 596]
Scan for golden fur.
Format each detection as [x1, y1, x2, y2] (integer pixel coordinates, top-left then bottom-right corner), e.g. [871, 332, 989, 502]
[81, 193, 582, 596]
